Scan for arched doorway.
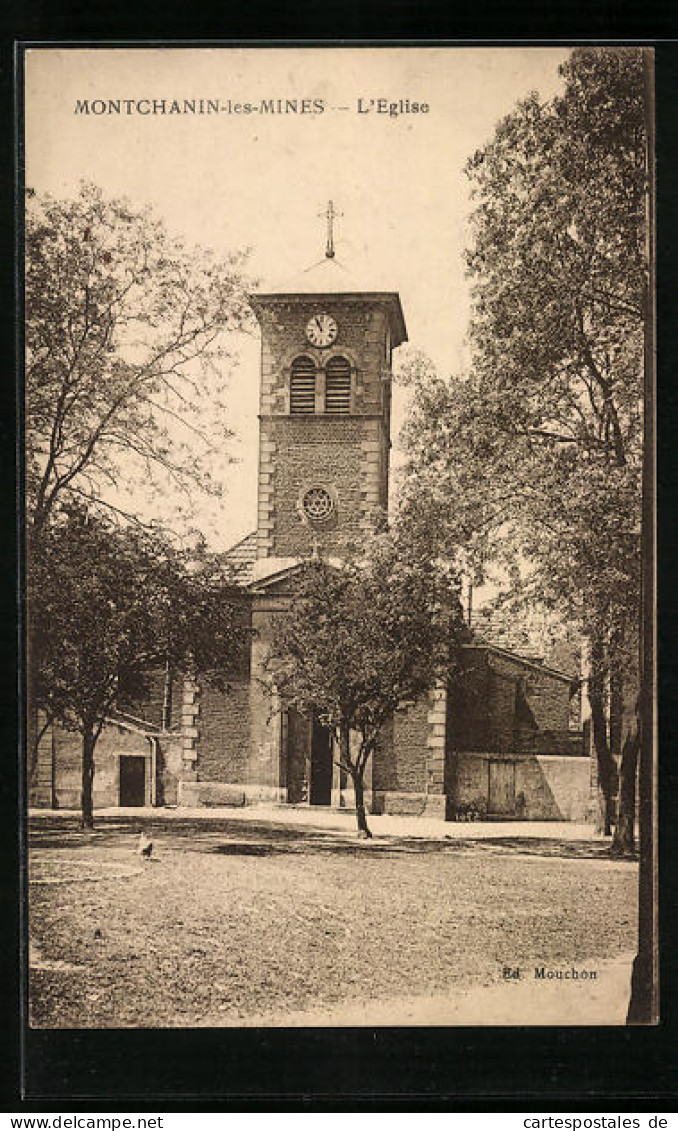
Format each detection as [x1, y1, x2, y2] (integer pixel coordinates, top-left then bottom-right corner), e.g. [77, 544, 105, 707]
[285, 708, 333, 805]
[309, 720, 332, 806]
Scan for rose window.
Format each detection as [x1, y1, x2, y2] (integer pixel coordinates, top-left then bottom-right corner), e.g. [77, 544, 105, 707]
[302, 487, 334, 522]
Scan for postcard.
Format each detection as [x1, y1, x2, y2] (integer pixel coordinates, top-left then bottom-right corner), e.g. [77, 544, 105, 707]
[22, 45, 656, 1035]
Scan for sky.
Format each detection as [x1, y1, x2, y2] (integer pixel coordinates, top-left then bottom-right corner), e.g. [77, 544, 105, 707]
[25, 46, 569, 550]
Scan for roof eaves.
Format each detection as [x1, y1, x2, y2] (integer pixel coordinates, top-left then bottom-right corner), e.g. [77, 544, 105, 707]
[462, 642, 574, 683]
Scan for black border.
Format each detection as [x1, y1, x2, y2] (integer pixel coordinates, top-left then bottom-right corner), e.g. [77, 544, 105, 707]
[5, 31, 678, 1109]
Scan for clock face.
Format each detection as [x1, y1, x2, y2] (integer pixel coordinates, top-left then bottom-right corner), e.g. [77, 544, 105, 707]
[306, 313, 338, 348]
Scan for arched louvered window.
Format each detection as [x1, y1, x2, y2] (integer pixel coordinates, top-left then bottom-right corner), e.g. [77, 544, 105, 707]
[325, 356, 351, 415]
[290, 356, 317, 414]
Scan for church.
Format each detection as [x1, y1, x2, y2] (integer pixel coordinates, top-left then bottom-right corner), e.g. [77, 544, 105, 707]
[31, 215, 592, 822]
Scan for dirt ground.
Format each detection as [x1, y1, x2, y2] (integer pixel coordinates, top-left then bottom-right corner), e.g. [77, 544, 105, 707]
[28, 813, 638, 1028]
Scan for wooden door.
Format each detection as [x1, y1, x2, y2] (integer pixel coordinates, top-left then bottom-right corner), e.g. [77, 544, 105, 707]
[119, 755, 146, 807]
[286, 708, 311, 804]
[309, 721, 332, 806]
[488, 760, 516, 816]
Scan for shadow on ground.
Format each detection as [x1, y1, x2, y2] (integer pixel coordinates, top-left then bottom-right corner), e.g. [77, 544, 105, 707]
[471, 837, 635, 861]
[28, 816, 630, 862]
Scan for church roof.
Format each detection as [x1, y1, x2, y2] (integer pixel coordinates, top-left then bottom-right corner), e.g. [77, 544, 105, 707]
[463, 642, 574, 684]
[469, 608, 579, 681]
[221, 540, 334, 590]
[247, 555, 343, 592]
[266, 255, 380, 295]
[220, 538, 577, 684]
[222, 531, 258, 584]
[105, 711, 162, 736]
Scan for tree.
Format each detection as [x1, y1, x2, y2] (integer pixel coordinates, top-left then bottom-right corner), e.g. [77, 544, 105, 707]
[28, 507, 247, 827]
[265, 534, 462, 837]
[25, 182, 253, 538]
[400, 48, 646, 851]
[25, 182, 252, 802]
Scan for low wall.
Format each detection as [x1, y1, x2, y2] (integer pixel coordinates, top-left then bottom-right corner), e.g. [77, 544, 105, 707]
[454, 752, 591, 821]
[30, 724, 182, 811]
[177, 758, 590, 822]
[177, 781, 285, 807]
[371, 791, 447, 818]
[31, 725, 152, 809]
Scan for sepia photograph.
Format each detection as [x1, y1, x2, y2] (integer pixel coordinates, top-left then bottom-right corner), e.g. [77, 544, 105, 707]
[22, 45, 656, 1031]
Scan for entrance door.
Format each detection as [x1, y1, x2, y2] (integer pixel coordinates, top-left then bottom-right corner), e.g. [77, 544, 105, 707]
[286, 709, 310, 803]
[488, 760, 516, 817]
[119, 755, 146, 807]
[309, 721, 332, 806]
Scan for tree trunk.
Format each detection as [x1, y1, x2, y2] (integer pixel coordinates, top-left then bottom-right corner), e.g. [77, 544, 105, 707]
[336, 723, 350, 804]
[26, 639, 45, 788]
[352, 768, 372, 838]
[161, 659, 173, 730]
[27, 708, 51, 790]
[609, 664, 624, 761]
[589, 642, 616, 835]
[611, 717, 640, 857]
[628, 53, 658, 1024]
[81, 729, 96, 829]
[590, 696, 615, 834]
[50, 727, 57, 809]
[339, 725, 350, 776]
[155, 740, 165, 808]
[27, 712, 39, 788]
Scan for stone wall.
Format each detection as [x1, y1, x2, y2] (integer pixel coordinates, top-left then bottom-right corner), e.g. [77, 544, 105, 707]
[183, 599, 253, 795]
[453, 752, 591, 821]
[31, 722, 154, 810]
[260, 415, 387, 558]
[196, 680, 251, 785]
[255, 299, 392, 558]
[449, 650, 492, 750]
[155, 734, 184, 806]
[256, 300, 390, 415]
[376, 702, 427, 794]
[371, 686, 447, 818]
[120, 670, 183, 730]
[177, 781, 247, 807]
[450, 647, 574, 755]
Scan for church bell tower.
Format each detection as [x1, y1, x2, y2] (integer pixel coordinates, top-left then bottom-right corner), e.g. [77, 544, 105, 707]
[249, 203, 407, 562]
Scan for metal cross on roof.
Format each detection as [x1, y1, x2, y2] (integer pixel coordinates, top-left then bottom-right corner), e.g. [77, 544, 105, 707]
[319, 200, 342, 259]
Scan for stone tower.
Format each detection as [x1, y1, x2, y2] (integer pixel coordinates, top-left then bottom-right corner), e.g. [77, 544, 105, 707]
[235, 225, 409, 808]
[249, 251, 407, 563]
